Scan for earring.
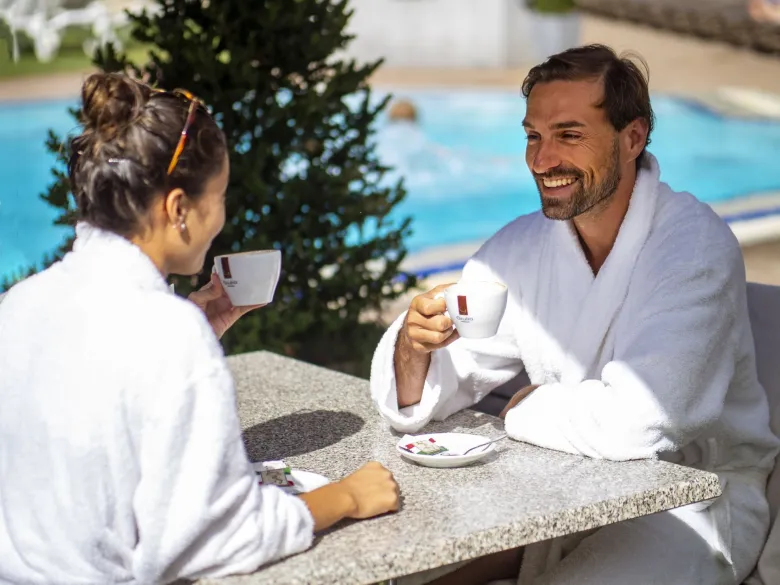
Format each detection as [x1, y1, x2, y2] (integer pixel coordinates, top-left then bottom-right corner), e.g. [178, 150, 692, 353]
[179, 221, 187, 232]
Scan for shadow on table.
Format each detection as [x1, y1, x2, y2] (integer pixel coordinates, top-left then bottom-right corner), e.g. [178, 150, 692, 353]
[243, 409, 365, 460]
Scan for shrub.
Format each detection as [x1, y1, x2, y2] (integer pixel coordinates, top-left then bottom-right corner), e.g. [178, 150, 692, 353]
[4, 0, 417, 377]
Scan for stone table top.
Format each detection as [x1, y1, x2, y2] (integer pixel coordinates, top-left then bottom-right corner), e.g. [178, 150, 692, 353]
[201, 351, 722, 585]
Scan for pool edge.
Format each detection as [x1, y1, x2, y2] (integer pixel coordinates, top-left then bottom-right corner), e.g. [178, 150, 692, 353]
[403, 191, 780, 278]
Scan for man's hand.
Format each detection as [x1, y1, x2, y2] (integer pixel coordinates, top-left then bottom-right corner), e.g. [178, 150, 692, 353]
[400, 283, 460, 354]
[394, 283, 459, 408]
[499, 385, 540, 419]
[188, 273, 263, 339]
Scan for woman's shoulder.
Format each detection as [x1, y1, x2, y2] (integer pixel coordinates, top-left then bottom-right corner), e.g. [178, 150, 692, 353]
[120, 291, 231, 402]
[136, 290, 223, 354]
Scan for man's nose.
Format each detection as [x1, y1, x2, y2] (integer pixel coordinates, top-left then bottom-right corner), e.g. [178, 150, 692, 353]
[530, 141, 561, 175]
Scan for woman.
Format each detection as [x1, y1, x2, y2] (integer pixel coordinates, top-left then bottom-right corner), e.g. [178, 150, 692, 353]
[0, 73, 399, 584]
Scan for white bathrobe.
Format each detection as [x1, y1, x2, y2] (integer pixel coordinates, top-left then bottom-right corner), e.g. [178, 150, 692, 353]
[371, 154, 780, 584]
[0, 223, 314, 584]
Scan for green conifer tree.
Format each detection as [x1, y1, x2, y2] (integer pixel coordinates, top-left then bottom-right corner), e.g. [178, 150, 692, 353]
[5, 0, 417, 376]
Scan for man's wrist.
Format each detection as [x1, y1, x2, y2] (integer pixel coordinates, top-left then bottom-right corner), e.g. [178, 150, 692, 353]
[396, 327, 429, 366]
[394, 328, 430, 408]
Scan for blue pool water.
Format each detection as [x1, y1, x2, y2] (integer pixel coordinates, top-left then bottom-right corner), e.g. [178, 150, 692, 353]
[376, 90, 780, 251]
[0, 98, 78, 282]
[3, 90, 780, 282]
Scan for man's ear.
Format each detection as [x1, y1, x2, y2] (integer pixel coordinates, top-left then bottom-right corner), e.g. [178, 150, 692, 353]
[622, 118, 649, 164]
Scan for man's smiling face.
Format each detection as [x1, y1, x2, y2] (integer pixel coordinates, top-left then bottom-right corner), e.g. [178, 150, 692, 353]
[523, 77, 623, 221]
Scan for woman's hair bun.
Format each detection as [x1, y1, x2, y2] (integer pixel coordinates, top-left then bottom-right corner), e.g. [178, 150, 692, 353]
[81, 72, 150, 139]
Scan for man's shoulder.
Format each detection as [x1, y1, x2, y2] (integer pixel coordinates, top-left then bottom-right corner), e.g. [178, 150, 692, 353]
[475, 211, 546, 258]
[647, 182, 742, 270]
[458, 212, 545, 285]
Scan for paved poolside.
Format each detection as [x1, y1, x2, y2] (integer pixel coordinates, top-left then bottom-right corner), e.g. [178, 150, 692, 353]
[6, 14, 780, 100]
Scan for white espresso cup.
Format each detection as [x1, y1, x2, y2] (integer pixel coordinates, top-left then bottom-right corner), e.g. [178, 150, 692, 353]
[213, 250, 282, 307]
[436, 280, 508, 339]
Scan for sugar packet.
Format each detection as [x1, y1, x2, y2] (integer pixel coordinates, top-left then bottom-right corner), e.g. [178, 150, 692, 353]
[400, 434, 449, 456]
[255, 460, 294, 487]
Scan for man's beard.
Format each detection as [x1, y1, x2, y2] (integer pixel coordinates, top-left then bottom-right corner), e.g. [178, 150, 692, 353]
[536, 140, 621, 221]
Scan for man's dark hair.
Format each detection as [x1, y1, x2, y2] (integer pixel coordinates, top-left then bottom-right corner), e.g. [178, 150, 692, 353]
[522, 44, 655, 161]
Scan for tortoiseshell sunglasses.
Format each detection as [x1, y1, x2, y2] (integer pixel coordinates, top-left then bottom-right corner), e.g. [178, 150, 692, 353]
[150, 87, 207, 175]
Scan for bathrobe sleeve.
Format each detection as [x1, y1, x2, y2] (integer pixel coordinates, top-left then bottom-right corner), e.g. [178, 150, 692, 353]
[370, 247, 525, 434]
[132, 305, 314, 582]
[504, 231, 745, 461]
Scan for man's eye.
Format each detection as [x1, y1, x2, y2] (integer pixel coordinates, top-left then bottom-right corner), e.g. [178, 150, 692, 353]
[525, 134, 539, 142]
[561, 132, 580, 139]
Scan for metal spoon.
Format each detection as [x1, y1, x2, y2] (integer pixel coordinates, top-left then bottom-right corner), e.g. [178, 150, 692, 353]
[441, 433, 508, 456]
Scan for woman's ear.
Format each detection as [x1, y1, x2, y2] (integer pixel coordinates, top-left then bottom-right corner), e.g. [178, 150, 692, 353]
[163, 188, 188, 229]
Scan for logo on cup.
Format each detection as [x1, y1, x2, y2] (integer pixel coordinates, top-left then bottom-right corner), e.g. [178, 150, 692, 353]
[457, 295, 468, 316]
[220, 257, 232, 279]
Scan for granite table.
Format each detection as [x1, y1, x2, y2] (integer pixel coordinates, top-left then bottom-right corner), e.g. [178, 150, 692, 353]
[201, 350, 723, 585]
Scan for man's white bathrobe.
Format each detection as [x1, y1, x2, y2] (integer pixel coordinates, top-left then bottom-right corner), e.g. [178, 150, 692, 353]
[0, 224, 314, 584]
[371, 154, 780, 584]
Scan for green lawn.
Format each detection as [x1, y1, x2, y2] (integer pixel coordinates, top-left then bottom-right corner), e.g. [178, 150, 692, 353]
[0, 23, 151, 80]
[0, 46, 151, 79]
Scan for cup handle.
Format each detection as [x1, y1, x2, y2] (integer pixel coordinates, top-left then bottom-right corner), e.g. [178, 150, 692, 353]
[434, 292, 451, 319]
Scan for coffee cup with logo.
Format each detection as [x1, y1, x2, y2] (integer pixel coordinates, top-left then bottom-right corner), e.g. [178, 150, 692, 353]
[436, 280, 508, 339]
[213, 250, 282, 307]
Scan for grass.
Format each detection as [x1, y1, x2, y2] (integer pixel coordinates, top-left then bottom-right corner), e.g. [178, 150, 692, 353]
[0, 45, 151, 79]
[0, 23, 151, 80]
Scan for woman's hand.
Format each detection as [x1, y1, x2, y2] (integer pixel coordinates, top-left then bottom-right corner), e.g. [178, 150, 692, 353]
[187, 272, 263, 339]
[336, 461, 400, 519]
[298, 462, 400, 532]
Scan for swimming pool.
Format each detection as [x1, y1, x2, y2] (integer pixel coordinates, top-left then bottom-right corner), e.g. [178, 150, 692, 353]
[3, 90, 780, 282]
[0, 98, 77, 283]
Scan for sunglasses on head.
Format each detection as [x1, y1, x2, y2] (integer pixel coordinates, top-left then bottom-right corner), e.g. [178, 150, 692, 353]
[150, 87, 209, 176]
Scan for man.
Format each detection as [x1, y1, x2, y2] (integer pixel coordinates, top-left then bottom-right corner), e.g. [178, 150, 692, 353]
[749, 0, 780, 24]
[370, 44, 780, 584]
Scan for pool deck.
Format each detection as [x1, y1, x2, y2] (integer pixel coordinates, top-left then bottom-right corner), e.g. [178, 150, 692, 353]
[6, 15, 780, 102]
[3, 13, 780, 297]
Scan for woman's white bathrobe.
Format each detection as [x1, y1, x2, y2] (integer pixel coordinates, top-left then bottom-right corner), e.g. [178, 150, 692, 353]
[371, 154, 780, 584]
[0, 224, 314, 584]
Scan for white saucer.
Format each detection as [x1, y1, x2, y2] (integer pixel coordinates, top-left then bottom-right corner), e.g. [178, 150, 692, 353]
[396, 432, 497, 468]
[285, 469, 330, 494]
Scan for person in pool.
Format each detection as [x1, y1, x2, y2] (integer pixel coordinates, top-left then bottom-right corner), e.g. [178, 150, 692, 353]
[0, 72, 400, 584]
